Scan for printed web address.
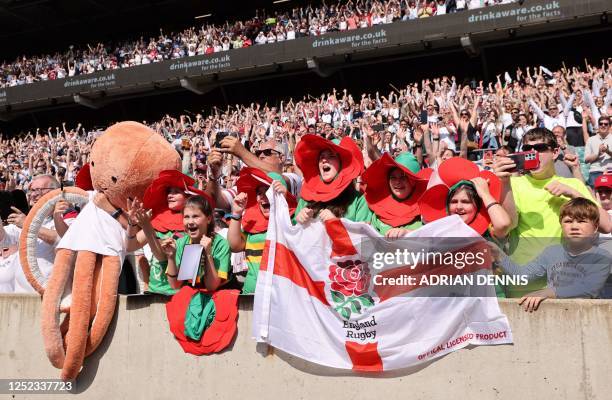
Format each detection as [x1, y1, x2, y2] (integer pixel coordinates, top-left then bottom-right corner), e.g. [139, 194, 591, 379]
[312, 29, 387, 48]
[468, 0, 561, 22]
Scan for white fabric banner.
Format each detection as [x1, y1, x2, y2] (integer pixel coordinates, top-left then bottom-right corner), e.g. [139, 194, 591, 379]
[253, 190, 512, 371]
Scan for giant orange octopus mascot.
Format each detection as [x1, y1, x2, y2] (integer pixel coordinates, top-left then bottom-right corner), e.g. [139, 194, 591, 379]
[19, 121, 180, 380]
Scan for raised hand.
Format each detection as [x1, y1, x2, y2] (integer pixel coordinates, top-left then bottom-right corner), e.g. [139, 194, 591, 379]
[53, 200, 70, 217]
[470, 176, 491, 199]
[493, 156, 516, 181]
[232, 192, 248, 215]
[200, 235, 213, 253]
[160, 238, 177, 257]
[318, 209, 336, 222]
[296, 207, 315, 224]
[7, 206, 26, 228]
[544, 180, 580, 198]
[562, 152, 579, 170]
[385, 228, 411, 239]
[272, 180, 287, 195]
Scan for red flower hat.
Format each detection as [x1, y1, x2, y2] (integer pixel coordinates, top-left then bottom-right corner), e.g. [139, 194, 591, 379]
[361, 153, 427, 227]
[416, 167, 433, 181]
[143, 170, 214, 232]
[75, 163, 94, 191]
[294, 134, 364, 202]
[418, 157, 502, 234]
[236, 167, 297, 234]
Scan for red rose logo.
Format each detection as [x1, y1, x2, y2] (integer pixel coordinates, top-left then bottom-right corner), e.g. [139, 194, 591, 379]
[328, 260, 371, 297]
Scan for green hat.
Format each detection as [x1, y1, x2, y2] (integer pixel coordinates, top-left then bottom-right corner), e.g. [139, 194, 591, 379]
[267, 172, 287, 188]
[445, 180, 479, 217]
[394, 152, 420, 174]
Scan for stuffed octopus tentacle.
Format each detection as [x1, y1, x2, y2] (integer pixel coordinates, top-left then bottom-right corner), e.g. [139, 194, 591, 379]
[85, 255, 121, 357]
[19, 187, 89, 297]
[40, 248, 76, 369]
[60, 251, 98, 381]
[89, 256, 103, 323]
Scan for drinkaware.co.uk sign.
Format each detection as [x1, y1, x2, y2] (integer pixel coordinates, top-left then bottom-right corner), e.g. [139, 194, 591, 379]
[0, 0, 604, 108]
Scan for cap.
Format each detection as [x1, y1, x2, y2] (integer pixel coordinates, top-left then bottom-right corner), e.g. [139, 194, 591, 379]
[595, 174, 612, 189]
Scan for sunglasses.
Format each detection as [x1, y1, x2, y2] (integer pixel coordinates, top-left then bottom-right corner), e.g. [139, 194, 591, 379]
[255, 149, 281, 157]
[522, 143, 552, 152]
[600, 122, 610, 127]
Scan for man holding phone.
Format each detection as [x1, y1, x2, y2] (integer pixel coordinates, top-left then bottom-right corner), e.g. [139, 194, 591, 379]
[493, 128, 612, 297]
[0, 175, 64, 292]
[208, 137, 302, 211]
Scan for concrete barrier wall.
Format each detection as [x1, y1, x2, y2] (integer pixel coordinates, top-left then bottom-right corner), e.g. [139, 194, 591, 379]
[1, 294, 611, 400]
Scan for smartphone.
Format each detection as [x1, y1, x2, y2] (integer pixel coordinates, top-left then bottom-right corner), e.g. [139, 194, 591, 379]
[214, 132, 228, 148]
[372, 124, 385, 132]
[419, 110, 428, 124]
[507, 151, 540, 173]
[215, 132, 239, 148]
[0, 190, 28, 224]
[0, 192, 12, 224]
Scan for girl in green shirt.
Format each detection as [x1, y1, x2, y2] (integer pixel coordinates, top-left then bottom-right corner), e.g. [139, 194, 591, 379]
[162, 195, 230, 291]
[293, 134, 370, 224]
[418, 157, 512, 297]
[361, 152, 428, 237]
[418, 157, 511, 239]
[127, 170, 209, 295]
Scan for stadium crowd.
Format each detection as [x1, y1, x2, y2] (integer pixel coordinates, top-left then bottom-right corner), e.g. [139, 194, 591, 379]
[1, 58, 612, 307]
[0, 0, 518, 88]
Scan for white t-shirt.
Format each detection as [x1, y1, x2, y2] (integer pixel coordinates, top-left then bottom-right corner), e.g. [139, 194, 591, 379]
[513, 125, 534, 149]
[468, 0, 482, 9]
[1, 218, 58, 293]
[0, 250, 17, 293]
[501, 112, 513, 129]
[439, 126, 456, 151]
[585, 134, 612, 173]
[58, 191, 128, 265]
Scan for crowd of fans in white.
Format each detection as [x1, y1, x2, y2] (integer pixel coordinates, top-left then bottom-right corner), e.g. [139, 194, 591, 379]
[0, 0, 518, 88]
[1, 57, 611, 304]
[2, 58, 611, 190]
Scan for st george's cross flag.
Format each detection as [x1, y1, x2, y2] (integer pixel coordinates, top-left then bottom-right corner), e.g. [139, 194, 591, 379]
[252, 189, 512, 371]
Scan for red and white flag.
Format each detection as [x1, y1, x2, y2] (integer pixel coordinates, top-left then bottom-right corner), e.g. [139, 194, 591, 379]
[253, 191, 512, 371]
